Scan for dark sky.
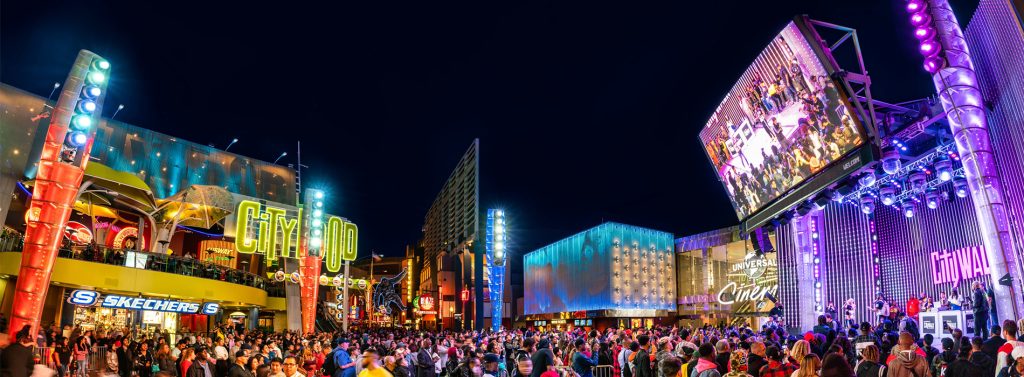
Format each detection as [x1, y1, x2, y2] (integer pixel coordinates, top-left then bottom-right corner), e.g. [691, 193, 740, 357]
[1, 0, 979, 258]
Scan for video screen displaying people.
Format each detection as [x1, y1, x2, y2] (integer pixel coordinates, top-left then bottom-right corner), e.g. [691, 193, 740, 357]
[699, 22, 865, 220]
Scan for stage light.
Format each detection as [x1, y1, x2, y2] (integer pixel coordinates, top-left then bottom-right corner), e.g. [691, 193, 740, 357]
[924, 56, 946, 74]
[879, 184, 897, 206]
[315, 191, 324, 199]
[914, 26, 936, 40]
[909, 171, 927, 190]
[934, 156, 953, 181]
[87, 71, 106, 85]
[910, 12, 932, 27]
[859, 171, 876, 188]
[919, 39, 941, 57]
[71, 115, 93, 130]
[76, 100, 97, 114]
[797, 203, 813, 216]
[926, 190, 940, 209]
[65, 131, 88, 147]
[902, 201, 916, 218]
[953, 177, 968, 198]
[82, 85, 102, 99]
[860, 195, 875, 215]
[92, 59, 110, 71]
[906, 0, 925, 12]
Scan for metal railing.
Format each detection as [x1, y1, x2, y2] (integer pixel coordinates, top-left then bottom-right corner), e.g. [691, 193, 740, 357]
[1, 232, 285, 297]
[34, 346, 109, 375]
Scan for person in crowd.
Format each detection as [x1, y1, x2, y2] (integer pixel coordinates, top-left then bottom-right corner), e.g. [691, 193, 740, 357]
[136, 341, 155, 377]
[483, 354, 508, 377]
[179, 348, 196, 377]
[713, 341, 730, 376]
[156, 343, 177, 376]
[690, 344, 720, 377]
[722, 351, 751, 377]
[392, 355, 412, 377]
[659, 357, 682, 377]
[818, 354, 851, 377]
[973, 281, 991, 339]
[230, 351, 255, 377]
[813, 316, 832, 337]
[247, 353, 262, 377]
[334, 340, 357, 377]
[794, 354, 820, 377]
[746, 342, 766, 377]
[531, 339, 556, 377]
[284, 356, 306, 377]
[53, 337, 71, 377]
[571, 339, 599, 377]
[943, 343, 979, 377]
[620, 340, 635, 377]
[998, 320, 1024, 377]
[789, 341, 810, 367]
[186, 348, 215, 377]
[757, 347, 794, 377]
[270, 358, 286, 377]
[633, 335, 653, 377]
[1, 326, 35, 377]
[885, 332, 930, 377]
[984, 324, 1006, 359]
[855, 345, 885, 377]
[919, 334, 939, 367]
[968, 336, 995, 376]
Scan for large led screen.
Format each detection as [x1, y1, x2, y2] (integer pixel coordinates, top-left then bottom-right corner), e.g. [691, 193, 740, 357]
[524, 222, 675, 315]
[699, 21, 866, 220]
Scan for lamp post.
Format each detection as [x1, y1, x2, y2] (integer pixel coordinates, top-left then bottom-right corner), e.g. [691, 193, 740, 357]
[225, 138, 239, 152]
[273, 152, 288, 165]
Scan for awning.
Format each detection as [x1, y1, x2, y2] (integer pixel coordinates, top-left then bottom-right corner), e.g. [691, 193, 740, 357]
[82, 162, 157, 212]
[156, 185, 234, 229]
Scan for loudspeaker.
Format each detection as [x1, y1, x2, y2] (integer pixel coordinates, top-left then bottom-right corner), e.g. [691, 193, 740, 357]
[750, 227, 775, 254]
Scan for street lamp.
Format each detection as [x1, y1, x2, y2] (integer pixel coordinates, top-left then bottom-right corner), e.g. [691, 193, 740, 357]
[225, 138, 239, 152]
[273, 152, 287, 165]
[111, 104, 125, 120]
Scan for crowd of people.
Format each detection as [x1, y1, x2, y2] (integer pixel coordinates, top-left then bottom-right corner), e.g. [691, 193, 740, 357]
[1, 314, 1023, 377]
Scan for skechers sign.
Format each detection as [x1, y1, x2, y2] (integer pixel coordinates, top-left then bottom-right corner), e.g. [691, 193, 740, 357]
[68, 290, 219, 315]
[232, 200, 358, 272]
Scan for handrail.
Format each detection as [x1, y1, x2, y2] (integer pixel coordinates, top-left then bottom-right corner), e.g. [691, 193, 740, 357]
[0, 232, 285, 297]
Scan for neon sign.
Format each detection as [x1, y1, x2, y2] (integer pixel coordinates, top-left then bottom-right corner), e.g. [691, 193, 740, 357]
[233, 200, 358, 272]
[68, 290, 219, 315]
[716, 253, 778, 312]
[931, 246, 989, 284]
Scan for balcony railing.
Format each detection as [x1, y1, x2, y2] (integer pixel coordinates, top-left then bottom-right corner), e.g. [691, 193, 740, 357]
[0, 232, 285, 297]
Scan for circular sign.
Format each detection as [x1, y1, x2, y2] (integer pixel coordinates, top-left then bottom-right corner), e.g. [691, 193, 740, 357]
[357, 279, 367, 290]
[289, 272, 301, 284]
[419, 296, 435, 311]
[64, 221, 93, 245]
[347, 278, 355, 288]
[319, 275, 330, 286]
[274, 270, 286, 282]
[332, 275, 343, 287]
[112, 227, 144, 250]
[743, 253, 769, 279]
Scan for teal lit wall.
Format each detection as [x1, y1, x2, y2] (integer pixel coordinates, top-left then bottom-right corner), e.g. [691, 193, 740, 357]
[524, 222, 675, 315]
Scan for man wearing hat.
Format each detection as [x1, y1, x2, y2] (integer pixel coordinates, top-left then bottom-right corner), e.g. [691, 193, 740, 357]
[483, 354, 508, 377]
[334, 340, 357, 377]
[227, 351, 253, 377]
[186, 347, 215, 377]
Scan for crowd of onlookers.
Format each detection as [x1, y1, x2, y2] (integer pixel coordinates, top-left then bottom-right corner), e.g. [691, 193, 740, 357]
[0, 315, 1022, 377]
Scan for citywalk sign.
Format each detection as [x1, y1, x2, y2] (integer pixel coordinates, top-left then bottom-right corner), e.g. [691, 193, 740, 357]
[232, 199, 357, 272]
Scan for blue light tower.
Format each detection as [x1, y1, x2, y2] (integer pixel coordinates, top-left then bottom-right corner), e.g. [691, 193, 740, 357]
[486, 209, 507, 332]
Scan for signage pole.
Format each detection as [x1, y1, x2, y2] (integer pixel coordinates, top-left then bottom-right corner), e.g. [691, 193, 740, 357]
[343, 260, 350, 332]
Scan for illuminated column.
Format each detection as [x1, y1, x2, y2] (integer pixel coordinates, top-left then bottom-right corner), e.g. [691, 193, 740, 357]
[486, 209, 507, 332]
[300, 189, 326, 334]
[10, 51, 110, 337]
[791, 214, 818, 330]
[917, 0, 1023, 318]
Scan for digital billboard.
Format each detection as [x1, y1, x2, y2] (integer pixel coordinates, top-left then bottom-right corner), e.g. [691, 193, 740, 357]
[524, 222, 675, 315]
[699, 21, 867, 220]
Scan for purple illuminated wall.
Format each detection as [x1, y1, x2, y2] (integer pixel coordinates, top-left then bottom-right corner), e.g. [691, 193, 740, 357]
[964, 0, 1024, 309]
[776, 222, 803, 329]
[819, 204, 876, 324]
[875, 185, 985, 305]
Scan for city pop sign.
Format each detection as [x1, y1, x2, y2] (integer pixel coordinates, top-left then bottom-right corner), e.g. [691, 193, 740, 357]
[231, 200, 357, 272]
[68, 290, 219, 315]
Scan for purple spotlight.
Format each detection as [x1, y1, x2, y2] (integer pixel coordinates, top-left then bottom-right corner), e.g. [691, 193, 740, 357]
[910, 12, 932, 27]
[924, 56, 945, 73]
[906, 0, 925, 12]
[920, 39, 941, 57]
[914, 26, 935, 40]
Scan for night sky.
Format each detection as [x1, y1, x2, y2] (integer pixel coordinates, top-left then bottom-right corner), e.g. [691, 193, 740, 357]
[1, 0, 979, 258]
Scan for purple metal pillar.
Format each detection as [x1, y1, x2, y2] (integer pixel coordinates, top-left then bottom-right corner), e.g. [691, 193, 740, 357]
[927, 0, 1023, 318]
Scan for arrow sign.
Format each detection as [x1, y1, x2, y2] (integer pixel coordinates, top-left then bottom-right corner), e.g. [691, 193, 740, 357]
[998, 273, 1013, 286]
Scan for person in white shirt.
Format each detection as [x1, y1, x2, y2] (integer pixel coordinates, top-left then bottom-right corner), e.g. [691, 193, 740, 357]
[215, 339, 230, 361]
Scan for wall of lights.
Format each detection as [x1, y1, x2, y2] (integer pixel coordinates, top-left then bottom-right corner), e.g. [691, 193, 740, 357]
[485, 209, 506, 331]
[524, 223, 674, 315]
[963, 0, 1024, 317]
